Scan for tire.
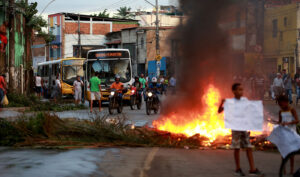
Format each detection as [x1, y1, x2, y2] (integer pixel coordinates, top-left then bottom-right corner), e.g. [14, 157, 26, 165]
[108, 98, 114, 115]
[146, 101, 151, 115]
[279, 149, 300, 177]
[130, 96, 135, 110]
[117, 101, 123, 113]
[137, 99, 142, 110]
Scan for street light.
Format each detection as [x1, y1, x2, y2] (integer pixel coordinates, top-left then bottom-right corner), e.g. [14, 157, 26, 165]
[40, 0, 55, 16]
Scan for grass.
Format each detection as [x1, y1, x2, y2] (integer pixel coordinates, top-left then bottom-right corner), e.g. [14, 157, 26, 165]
[5, 93, 85, 112]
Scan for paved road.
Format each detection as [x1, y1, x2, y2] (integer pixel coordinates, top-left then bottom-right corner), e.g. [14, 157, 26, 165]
[0, 147, 299, 177]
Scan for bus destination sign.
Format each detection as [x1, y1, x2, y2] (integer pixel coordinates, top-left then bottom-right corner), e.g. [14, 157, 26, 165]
[88, 51, 130, 59]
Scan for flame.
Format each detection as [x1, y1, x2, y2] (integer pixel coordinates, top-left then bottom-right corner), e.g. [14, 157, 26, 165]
[153, 84, 273, 142]
[153, 85, 231, 142]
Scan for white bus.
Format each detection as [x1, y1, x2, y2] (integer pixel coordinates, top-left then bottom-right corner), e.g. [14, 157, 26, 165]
[85, 49, 134, 101]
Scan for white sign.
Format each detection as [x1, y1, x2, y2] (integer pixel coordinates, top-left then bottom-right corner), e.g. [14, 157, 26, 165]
[224, 99, 263, 131]
[268, 126, 300, 158]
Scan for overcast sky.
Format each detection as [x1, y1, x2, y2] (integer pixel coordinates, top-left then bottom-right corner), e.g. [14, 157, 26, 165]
[28, 0, 178, 16]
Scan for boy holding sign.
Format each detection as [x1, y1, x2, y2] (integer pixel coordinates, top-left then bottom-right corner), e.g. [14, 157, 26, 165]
[218, 83, 263, 176]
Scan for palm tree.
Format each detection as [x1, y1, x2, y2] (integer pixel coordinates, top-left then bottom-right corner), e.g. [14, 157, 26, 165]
[97, 9, 110, 18]
[115, 6, 135, 19]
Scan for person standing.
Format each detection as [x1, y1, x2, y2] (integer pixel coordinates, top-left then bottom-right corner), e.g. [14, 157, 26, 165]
[169, 76, 177, 94]
[294, 69, 300, 104]
[218, 83, 263, 176]
[0, 74, 7, 109]
[73, 76, 83, 105]
[35, 74, 42, 98]
[283, 74, 293, 104]
[51, 76, 61, 103]
[254, 75, 265, 100]
[89, 73, 101, 113]
[273, 73, 285, 100]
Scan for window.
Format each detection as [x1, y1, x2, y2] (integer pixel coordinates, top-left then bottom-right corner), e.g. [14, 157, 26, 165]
[272, 19, 278, 38]
[284, 17, 287, 27]
[280, 31, 283, 41]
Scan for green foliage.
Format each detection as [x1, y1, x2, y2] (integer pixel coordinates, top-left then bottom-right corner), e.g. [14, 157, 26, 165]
[6, 93, 38, 107]
[94, 9, 110, 18]
[0, 119, 24, 146]
[115, 6, 135, 19]
[17, 1, 54, 43]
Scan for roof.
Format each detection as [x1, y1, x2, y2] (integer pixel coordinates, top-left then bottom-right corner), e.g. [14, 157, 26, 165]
[49, 12, 139, 23]
[106, 40, 122, 45]
[121, 26, 175, 31]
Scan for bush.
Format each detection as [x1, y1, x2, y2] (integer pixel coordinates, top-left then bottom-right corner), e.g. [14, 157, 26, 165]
[0, 119, 24, 146]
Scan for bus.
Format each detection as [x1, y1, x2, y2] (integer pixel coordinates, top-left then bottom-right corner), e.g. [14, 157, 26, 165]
[85, 49, 134, 101]
[37, 58, 85, 96]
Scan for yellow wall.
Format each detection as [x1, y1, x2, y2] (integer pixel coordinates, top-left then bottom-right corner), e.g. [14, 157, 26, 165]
[264, 4, 298, 74]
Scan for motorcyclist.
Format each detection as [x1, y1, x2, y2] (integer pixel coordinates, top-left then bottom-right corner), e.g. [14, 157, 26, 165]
[110, 75, 124, 104]
[146, 77, 160, 102]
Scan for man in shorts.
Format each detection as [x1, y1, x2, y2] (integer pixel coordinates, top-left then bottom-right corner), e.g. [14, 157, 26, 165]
[89, 73, 101, 113]
[35, 74, 42, 98]
[73, 76, 83, 105]
[218, 83, 263, 176]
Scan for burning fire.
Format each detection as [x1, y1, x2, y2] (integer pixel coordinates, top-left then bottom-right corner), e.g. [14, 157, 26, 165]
[153, 85, 273, 142]
[153, 85, 231, 142]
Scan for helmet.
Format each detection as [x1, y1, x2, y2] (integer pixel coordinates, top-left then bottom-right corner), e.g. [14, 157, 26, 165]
[151, 77, 157, 83]
[115, 74, 120, 79]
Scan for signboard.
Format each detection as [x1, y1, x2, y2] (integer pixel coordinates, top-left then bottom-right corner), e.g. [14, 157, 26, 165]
[268, 126, 300, 158]
[155, 54, 162, 61]
[88, 51, 130, 59]
[224, 99, 263, 131]
[63, 60, 84, 66]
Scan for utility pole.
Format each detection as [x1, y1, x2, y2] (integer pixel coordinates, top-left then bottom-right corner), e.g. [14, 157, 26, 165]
[78, 14, 81, 58]
[8, 0, 15, 92]
[145, 0, 161, 77]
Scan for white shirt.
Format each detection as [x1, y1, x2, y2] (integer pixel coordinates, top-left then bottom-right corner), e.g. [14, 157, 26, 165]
[55, 79, 61, 88]
[273, 77, 284, 87]
[73, 80, 83, 92]
[35, 76, 42, 87]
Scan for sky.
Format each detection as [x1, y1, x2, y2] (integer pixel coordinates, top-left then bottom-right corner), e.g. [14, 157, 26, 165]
[28, 0, 178, 16]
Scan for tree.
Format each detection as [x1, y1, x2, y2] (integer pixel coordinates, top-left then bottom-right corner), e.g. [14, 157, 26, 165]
[115, 6, 135, 19]
[96, 9, 110, 18]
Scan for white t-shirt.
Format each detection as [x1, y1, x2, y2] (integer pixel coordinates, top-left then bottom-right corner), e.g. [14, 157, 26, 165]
[273, 77, 284, 87]
[55, 79, 61, 88]
[36, 76, 42, 87]
[73, 80, 83, 92]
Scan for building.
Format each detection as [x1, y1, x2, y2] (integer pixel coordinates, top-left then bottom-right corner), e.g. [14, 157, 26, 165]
[106, 26, 174, 76]
[264, 3, 300, 75]
[219, 0, 265, 76]
[47, 13, 139, 60]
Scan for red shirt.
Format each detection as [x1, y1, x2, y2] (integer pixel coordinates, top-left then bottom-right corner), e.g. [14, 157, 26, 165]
[0, 76, 6, 90]
[0, 34, 7, 45]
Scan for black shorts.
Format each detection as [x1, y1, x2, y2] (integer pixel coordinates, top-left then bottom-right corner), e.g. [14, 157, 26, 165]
[36, 86, 42, 93]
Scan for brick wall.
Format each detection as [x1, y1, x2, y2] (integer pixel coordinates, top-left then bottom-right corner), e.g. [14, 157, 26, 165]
[93, 23, 110, 35]
[113, 23, 139, 32]
[65, 22, 90, 34]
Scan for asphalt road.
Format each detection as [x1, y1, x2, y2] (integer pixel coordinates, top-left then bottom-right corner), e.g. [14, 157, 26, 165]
[0, 147, 298, 177]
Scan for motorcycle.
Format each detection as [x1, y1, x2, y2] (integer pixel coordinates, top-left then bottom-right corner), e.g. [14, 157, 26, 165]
[129, 87, 142, 110]
[108, 89, 123, 114]
[145, 91, 160, 115]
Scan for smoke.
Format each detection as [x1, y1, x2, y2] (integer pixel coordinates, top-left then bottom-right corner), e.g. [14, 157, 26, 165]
[161, 0, 243, 114]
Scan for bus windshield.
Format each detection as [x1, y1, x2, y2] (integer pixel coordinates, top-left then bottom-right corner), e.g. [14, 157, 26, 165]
[87, 59, 131, 84]
[62, 60, 84, 85]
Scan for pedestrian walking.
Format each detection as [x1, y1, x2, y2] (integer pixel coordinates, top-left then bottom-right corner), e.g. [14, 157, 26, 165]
[51, 76, 61, 103]
[0, 74, 7, 109]
[218, 83, 263, 176]
[43, 80, 49, 98]
[273, 73, 285, 100]
[35, 74, 42, 98]
[89, 72, 101, 113]
[73, 76, 83, 105]
[283, 74, 293, 104]
[276, 95, 299, 174]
